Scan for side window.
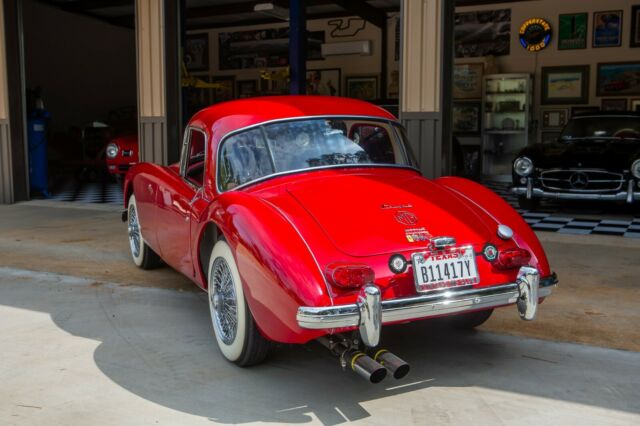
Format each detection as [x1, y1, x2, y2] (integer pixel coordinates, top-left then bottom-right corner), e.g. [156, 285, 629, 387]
[218, 128, 274, 191]
[181, 128, 207, 187]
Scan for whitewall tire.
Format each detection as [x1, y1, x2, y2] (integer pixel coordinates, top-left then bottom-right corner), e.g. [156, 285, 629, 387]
[127, 195, 162, 269]
[208, 239, 271, 366]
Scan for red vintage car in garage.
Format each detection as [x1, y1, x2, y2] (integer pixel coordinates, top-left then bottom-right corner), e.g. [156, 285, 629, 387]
[106, 134, 139, 182]
[123, 96, 556, 383]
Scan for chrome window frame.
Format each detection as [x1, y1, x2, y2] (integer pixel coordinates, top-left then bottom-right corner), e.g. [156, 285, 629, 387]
[180, 126, 208, 189]
[215, 115, 419, 194]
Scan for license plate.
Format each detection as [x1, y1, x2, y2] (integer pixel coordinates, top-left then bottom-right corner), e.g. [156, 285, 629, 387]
[412, 246, 479, 292]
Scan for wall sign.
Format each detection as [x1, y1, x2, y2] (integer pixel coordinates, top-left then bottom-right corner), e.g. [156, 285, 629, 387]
[519, 18, 552, 52]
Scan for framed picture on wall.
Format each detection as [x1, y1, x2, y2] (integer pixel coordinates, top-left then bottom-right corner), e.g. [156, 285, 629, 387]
[631, 6, 640, 47]
[306, 69, 341, 96]
[597, 62, 640, 96]
[236, 80, 257, 98]
[453, 63, 484, 99]
[452, 101, 481, 134]
[542, 109, 569, 129]
[345, 76, 378, 100]
[593, 10, 623, 48]
[541, 65, 590, 104]
[185, 34, 209, 71]
[570, 106, 600, 117]
[541, 131, 561, 143]
[210, 76, 235, 103]
[601, 98, 627, 111]
[558, 13, 588, 50]
[631, 99, 640, 112]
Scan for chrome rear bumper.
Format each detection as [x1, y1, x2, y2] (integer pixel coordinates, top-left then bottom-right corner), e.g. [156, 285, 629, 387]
[297, 267, 557, 345]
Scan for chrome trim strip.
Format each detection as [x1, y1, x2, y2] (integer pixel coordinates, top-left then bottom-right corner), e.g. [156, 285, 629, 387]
[297, 275, 556, 330]
[512, 186, 640, 202]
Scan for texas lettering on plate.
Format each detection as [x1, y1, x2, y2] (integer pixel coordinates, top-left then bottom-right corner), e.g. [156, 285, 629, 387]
[412, 246, 479, 292]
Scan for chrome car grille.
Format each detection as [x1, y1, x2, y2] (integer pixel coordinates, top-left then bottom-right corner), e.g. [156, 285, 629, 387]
[539, 169, 624, 193]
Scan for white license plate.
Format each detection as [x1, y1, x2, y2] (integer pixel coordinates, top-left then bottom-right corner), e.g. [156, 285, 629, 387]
[412, 246, 479, 292]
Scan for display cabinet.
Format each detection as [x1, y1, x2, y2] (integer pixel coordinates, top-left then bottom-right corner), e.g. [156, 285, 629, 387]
[481, 73, 532, 179]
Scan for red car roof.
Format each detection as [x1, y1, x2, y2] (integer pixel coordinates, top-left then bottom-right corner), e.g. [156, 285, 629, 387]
[189, 96, 397, 142]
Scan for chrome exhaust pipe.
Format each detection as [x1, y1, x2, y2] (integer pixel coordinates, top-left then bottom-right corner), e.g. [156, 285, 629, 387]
[516, 266, 539, 321]
[371, 349, 410, 379]
[317, 336, 387, 383]
[345, 350, 387, 383]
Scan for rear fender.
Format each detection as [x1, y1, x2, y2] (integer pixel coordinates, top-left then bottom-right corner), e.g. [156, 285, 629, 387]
[435, 177, 551, 277]
[203, 191, 331, 344]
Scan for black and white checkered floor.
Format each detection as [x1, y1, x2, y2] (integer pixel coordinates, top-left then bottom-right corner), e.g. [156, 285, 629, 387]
[484, 181, 640, 239]
[34, 178, 640, 238]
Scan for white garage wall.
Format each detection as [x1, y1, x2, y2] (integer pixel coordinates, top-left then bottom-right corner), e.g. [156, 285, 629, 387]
[23, 0, 137, 133]
[456, 0, 639, 141]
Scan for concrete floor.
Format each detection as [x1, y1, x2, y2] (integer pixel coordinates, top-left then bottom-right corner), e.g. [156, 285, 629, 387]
[1, 201, 640, 425]
[1, 267, 638, 426]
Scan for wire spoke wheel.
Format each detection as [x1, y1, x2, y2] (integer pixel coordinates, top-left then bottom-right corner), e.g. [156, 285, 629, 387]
[128, 203, 141, 258]
[210, 257, 238, 345]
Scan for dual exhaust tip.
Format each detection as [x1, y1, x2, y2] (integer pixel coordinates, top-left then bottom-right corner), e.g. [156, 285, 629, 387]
[347, 348, 410, 383]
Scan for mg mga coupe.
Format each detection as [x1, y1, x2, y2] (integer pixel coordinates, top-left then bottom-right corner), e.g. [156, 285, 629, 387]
[123, 96, 556, 383]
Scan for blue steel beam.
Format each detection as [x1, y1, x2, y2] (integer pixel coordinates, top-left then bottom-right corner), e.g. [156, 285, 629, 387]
[289, 0, 307, 95]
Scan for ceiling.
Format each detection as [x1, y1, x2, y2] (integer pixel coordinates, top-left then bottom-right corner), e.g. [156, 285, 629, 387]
[39, 0, 402, 30]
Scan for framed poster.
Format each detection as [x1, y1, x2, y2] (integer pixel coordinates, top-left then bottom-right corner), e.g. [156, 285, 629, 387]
[306, 69, 341, 96]
[346, 76, 378, 100]
[210, 76, 234, 103]
[601, 98, 627, 111]
[597, 62, 640, 96]
[454, 9, 511, 58]
[631, 99, 640, 112]
[541, 131, 561, 143]
[542, 109, 569, 129]
[185, 34, 209, 71]
[593, 10, 623, 48]
[453, 63, 484, 99]
[541, 65, 590, 104]
[631, 6, 640, 47]
[236, 80, 257, 98]
[558, 13, 588, 50]
[571, 106, 600, 117]
[452, 101, 481, 134]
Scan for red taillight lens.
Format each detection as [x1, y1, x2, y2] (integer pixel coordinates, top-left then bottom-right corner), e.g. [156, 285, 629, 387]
[326, 264, 375, 289]
[494, 248, 531, 270]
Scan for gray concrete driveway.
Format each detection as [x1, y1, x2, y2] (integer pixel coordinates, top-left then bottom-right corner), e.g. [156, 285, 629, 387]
[1, 267, 638, 425]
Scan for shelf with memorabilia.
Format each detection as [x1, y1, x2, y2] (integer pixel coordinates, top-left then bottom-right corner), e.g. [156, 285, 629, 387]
[481, 73, 532, 180]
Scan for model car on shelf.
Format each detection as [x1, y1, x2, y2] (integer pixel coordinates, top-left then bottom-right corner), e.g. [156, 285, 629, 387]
[106, 135, 138, 183]
[512, 111, 640, 210]
[122, 96, 556, 383]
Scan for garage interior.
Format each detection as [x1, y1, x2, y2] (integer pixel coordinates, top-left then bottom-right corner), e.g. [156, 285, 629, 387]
[13, 0, 637, 239]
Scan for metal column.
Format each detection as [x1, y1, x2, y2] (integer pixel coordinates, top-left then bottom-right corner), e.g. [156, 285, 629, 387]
[289, 0, 306, 95]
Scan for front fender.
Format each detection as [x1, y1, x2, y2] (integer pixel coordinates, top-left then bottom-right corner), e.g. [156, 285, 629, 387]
[435, 177, 551, 277]
[206, 192, 331, 344]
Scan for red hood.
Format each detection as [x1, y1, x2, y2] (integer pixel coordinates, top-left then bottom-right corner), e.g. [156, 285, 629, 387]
[259, 169, 499, 257]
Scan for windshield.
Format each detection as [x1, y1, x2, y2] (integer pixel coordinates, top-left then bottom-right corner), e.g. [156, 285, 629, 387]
[218, 118, 412, 191]
[560, 116, 640, 141]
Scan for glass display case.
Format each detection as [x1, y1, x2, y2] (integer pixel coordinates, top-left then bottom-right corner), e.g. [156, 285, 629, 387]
[481, 73, 532, 180]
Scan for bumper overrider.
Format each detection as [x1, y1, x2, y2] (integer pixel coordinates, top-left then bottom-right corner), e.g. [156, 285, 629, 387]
[297, 266, 557, 347]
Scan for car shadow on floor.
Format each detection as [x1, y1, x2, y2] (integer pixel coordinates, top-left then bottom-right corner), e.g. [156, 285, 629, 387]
[1, 268, 639, 425]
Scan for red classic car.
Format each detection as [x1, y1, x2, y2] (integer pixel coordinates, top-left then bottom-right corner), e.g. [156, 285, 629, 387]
[123, 96, 556, 383]
[106, 135, 139, 182]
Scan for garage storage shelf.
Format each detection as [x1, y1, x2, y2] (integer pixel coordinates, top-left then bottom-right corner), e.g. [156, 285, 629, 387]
[481, 73, 532, 180]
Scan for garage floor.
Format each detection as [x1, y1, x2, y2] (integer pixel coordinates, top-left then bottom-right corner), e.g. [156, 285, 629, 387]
[1, 201, 639, 425]
[1, 266, 639, 425]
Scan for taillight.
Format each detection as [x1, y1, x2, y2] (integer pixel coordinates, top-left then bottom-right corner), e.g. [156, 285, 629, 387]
[494, 248, 531, 270]
[326, 263, 375, 289]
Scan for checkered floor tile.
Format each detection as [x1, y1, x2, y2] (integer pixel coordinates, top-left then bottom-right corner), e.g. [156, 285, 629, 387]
[485, 180, 640, 239]
[33, 178, 124, 205]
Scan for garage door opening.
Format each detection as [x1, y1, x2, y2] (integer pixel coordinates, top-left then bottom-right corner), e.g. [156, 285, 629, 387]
[23, 0, 136, 203]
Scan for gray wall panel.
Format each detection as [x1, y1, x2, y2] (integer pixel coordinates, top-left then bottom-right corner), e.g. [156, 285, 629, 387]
[139, 116, 166, 165]
[0, 120, 13, 203]
[402, 113, 441, 179]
